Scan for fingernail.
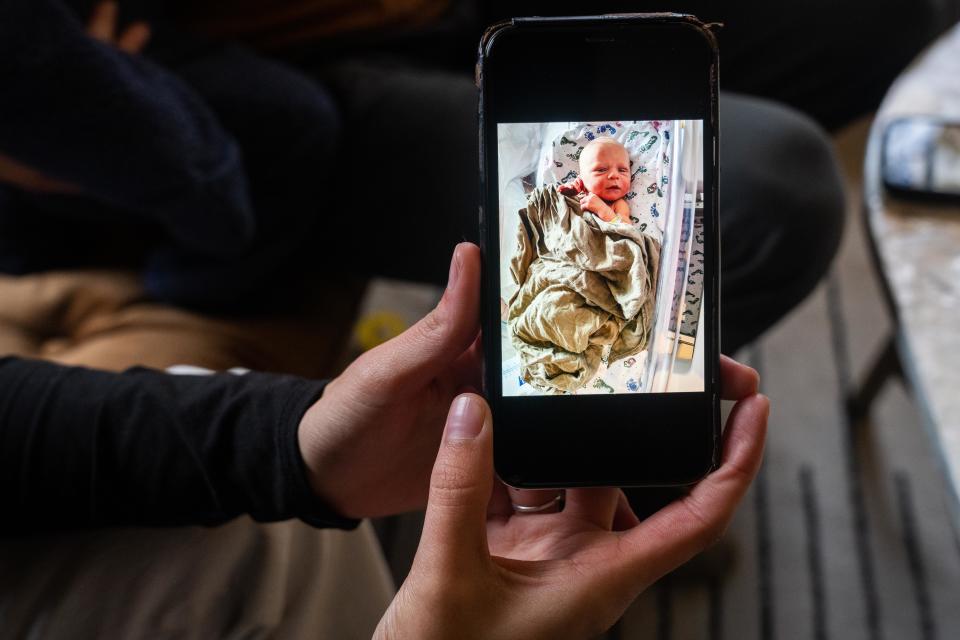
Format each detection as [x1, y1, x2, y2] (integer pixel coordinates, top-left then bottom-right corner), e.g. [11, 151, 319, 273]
[447, 244, 462, 292]
[447, 395, 484, 440]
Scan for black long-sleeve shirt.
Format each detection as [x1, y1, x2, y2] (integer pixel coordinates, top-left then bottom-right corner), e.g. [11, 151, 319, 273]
[0, 357, 358, 533]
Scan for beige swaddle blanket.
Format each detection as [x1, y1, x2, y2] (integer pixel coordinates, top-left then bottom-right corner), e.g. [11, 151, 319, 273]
[508, 184, 661, 394]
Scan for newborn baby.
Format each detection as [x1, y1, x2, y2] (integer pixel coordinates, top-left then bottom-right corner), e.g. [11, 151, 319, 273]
[558, 137, 632, 224]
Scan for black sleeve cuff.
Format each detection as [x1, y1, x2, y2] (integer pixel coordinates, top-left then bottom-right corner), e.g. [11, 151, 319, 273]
[277, 378, 361, 531]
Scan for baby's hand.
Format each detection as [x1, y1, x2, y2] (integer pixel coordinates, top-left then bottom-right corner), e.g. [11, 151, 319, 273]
[557, 177, 585, 196]
[578, 192, 616, 222]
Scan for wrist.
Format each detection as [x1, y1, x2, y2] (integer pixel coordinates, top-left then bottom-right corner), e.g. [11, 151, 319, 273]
[296, 378, 347, 511]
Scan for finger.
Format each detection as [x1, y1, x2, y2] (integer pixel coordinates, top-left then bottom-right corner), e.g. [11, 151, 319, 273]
[357, 243, 480, 396]
[507, 487, 563, 515]
[616, 393, 769, 587]
[720, 354, 759, 400]
[87, 1, 117, 43]
[563, 488, 621, 529]
[487, 479, 515, 520]
[611, 491, 640, 531]
[447, 331, 483, 393]
[117, 22, 151, 54]
[417, 394, 493, 570]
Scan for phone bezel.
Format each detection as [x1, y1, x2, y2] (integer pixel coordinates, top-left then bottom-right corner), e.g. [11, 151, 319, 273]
[478, 14, 721, 488]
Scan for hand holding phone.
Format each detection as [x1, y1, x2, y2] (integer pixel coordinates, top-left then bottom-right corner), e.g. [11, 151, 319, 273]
[298, 244, 482, 519]
[375, 359, 768, 640]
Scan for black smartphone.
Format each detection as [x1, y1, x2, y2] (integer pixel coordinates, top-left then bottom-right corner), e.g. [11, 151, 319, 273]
[478, 14, 720, 488]
[882, 117, 960, 204]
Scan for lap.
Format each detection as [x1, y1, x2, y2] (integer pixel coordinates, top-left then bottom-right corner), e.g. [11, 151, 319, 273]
[0, 517, 393, 639]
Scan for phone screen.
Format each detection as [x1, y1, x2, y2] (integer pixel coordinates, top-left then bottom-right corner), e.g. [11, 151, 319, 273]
[480, 16, 719, 487]
[497, 120, 705, 397]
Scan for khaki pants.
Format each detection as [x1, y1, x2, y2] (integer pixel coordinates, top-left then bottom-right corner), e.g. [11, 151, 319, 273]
[0, 271, 395, 638]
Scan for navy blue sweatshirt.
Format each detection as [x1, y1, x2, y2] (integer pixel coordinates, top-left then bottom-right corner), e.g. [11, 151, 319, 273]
[0, 0, 340, 310]
[0, 0, 255, 257]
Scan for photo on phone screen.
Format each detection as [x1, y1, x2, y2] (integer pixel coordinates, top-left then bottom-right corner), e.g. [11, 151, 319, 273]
[498, 120, 705, 397]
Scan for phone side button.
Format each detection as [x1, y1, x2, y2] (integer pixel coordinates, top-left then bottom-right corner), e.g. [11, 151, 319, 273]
[479, 206, 487, 247]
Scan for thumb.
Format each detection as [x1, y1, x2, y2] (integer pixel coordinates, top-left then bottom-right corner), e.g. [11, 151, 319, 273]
[417, 393, 493, 570]
[360, 243, 480, 396]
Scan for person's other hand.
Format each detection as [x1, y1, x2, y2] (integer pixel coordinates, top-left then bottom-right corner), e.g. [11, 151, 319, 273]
[86, 1, 151, 55]
[376, 356, 767, 639]
[298, 243, 481, 519]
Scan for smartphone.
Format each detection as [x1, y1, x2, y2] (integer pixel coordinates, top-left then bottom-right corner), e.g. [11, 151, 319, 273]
[478, 14, 720, 488]
[882, 117, 960, 204]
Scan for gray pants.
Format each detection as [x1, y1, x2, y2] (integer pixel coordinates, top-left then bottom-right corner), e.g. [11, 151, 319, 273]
[1, 517, 394, 639]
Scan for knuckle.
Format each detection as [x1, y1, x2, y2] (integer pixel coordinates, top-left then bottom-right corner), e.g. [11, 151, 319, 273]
[723, 458, 756, 487]
[416, 306, 450, 346]
[429, 454, 481, 508]
[347, 348, 394, 388]
[680, 496, 726, 549]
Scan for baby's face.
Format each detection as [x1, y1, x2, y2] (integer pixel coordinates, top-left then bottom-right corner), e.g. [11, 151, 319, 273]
[579, 141, 631, 202]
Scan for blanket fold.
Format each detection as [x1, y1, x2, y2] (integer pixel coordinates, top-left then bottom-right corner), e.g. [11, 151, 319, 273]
[508, 184, 661, 394]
